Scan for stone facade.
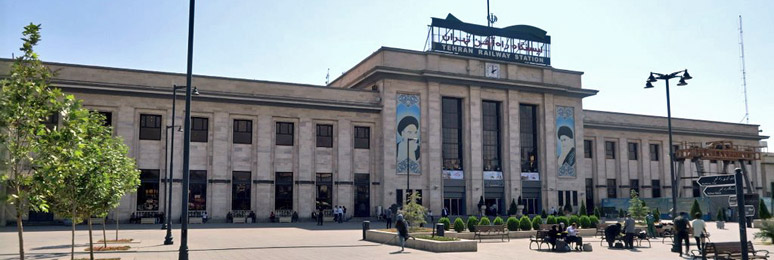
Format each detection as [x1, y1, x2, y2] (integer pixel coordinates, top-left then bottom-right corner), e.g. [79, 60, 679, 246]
[0, 47, 769, 225]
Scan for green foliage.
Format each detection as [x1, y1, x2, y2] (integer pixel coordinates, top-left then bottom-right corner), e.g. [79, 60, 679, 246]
[569, 215, 580, 226]
[414, 234, 459, 241]
[589, 216, 600, 228]
[541, 209, 548, 218]
[579, 201, 587, 216]
[618, 209, 625, 218]
[493, 216, 504, 226]
[506, 217, 519, 231]
[479, 216, 491, 226]
[1, 23, 67, 260]
[627, 190, 649, 221]
[531, 216, 543, 230]
[758, 199, 771, 219]
[563, 203, 573, 214]
[593, 207, 601, 219]
[653, 208, 661, 222]
[438, 217, 451, 231]
[689, 199, 702, 219]
[557, 216, 569, 225]
[579, 216, 591, 228]
[508, 199, 518, 215]
[519, 215, 532, 231]
[453, 217, 465, 233]
[546, 215, 557, 224]
[753, 220, 774, 243]
[401, 192, 427, 226]
[466, 216, 478, 232]
[716, 209, 726, 222]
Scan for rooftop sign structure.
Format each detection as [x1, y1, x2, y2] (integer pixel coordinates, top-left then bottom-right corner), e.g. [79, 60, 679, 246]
[428, 14, 551, 66]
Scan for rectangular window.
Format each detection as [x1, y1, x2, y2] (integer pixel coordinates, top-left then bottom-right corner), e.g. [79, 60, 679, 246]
[139, 114, 162, 140]
[98, 111, 112, 127]
[275, 172, 293, 210]
[316, 124, 333, 148]
[442, 98, 463, 170]
[189, 170, 207, 210]
[584, 140, 593, 158]
[607, 179, 617, 198]
[565, 191, 572, 207]
[354, 126, 370, 149]
[630, 179, 640, 196]
[652, 180, 661, 198]
[605, 141, 616, 159]
[233, 119, 253, 144]
[276, 122, 294, 146]
[572, 191, 578, 206]
[191, 117, 208, 142]
[316, 173, 333, 210]
[137, 169, 160, 211]
[650, 144, 660, 161]
[628, 142, 638, 160]
[482, 101, 501, 171]
[558, 191, 564, 206]
[232, 171, 251, 210]
[692, 181, 701, 198]
[520, 104, 539, 172]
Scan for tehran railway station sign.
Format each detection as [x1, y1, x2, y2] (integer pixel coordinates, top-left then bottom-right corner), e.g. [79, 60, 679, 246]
[429, 14, 551, 66]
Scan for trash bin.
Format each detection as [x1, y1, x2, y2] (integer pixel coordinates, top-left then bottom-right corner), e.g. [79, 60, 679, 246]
[362, 221, 370, 240]
[436, 222, 444, 237]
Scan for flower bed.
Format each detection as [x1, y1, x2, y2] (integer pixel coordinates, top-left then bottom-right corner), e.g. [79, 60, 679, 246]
[365, 230, 476, 252]
[84, 246, 131, 252]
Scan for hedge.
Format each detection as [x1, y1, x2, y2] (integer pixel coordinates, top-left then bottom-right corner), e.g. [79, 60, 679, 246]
[479, 216, 491, 226]
[546, 215, 557, 225]
[531, 216, 543, 230]
[466, 216, 478, 232]
[589, 216, 599, 228]
[506, 217, 519, 231]
[579, 216, 591, 228]
[493, 216, 504, 226]
[519, 215, 532, 231]
[438, 217, 451, 231]
[453, 217, 465, 232]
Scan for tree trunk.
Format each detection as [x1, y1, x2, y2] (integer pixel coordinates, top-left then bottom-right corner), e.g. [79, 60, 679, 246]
[88, 218, 94, 260]
[102, 217, 107, 247]
[71, 216, 75, 260]
[16, 212, 25, 260]
[115, 210, 119, 241]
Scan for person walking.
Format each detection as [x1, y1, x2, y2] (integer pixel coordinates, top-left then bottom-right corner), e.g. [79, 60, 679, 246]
[385, 209, 393, 229]
[673, 212, 692, 257]
[691, 212, 707, 253]
[395, 214, 410, 252]
[646, 212, 656, 238]
[317, 208, 324, 226]
[623, 214, 635, 249]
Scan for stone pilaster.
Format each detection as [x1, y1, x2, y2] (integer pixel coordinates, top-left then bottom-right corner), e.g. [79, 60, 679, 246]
[507, 90, 522, 202]
[427, 82, 442, 214]
[298, 118, 315, 217]
[468, 86, 483, 214]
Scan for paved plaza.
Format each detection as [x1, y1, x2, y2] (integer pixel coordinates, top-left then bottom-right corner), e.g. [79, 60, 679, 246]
[0, 220, 770, 260]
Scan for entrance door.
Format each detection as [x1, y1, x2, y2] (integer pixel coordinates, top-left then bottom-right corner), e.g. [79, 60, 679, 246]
[585, 178, 595, 214]
[443, 198, 464, 216]
[354, 174, 370, 217]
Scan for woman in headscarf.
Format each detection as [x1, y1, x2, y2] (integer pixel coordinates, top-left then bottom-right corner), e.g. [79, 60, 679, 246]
[395, 214, 410, 252]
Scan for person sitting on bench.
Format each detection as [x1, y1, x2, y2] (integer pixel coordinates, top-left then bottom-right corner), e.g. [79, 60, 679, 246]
[605, 223, 622, 248]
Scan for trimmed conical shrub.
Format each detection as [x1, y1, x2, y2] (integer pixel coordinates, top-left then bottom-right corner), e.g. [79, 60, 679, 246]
[479, 216, 491, 226]
[466, 216, 478, 232]
[759, 199, 771, 219]
[541, 209, 548, 218]
[506, 217, 519, 231]
[493, 216, 504, 225]
[438, 217, 451, 231]
[589, 216, 599, 228]
[532, 216, 543, 230]
[519, 215, 532, 231]
[508, 199, 519, 216]
[579, 201, 587, 216]
[546, 215, 557, 224]
[579, 215, 591, 228]
[453, 217, 465, 232]
[594, 207, 601, 219]
[690, 199, 703, 219]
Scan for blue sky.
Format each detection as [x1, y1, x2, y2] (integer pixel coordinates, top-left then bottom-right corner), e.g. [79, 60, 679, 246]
[2, 0, 772, 149]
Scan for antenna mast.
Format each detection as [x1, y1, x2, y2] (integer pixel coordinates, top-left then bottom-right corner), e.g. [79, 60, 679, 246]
[739, 15, 750, 124]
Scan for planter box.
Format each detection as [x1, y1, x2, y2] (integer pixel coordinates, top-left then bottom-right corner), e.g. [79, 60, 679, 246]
[365, 230, 476, 252]
[189, 217, 203, 224]
[445, 228, 597, 240]
[279, 216, 292, 223]
[140, 218, 156, 224]
[324, 216, 334, 222]
[232, 217, 246, 223]
[752, 219, 771, 228]
[89, 218, 105, 225]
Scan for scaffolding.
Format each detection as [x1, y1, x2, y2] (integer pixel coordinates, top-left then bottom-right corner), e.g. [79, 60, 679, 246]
[674, 140, 761, 196]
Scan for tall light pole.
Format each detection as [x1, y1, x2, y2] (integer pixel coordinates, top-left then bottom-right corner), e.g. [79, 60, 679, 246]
[644, 69, 692, 222]
[162, 125, 179, 230]
[179, 0, 196, 258]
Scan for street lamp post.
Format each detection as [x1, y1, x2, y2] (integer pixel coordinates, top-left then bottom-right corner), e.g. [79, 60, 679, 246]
[180, 0, 196, 258]
[164, 85, 197, 245]
[162, 124, 180, 233]
[644, 69, 692, 222]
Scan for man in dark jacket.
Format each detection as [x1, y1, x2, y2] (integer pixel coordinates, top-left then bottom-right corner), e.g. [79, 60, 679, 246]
[395, 214, 410, 252]
[604, 223, 622, 248]
[673, 212, 692, 257]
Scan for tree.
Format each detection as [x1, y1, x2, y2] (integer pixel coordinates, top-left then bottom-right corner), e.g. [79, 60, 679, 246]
[689, 199, 702, 219]
[541, 209, 548, 219]
[716, 208, 726, 222]
[593, 207, 601, 219]
[37, 104, 139, 259]
[579, 201, 587, 216]
[653, 208, 661, 222]
[627, 190, 649, 221]
[0, 23, 65, 260]
[401, 191, 426, 228]
[508, 198, 518, 216]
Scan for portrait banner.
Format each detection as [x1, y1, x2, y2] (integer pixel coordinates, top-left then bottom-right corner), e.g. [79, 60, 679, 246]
[556, 106, 576, 177]
[396, 94, 421, 174]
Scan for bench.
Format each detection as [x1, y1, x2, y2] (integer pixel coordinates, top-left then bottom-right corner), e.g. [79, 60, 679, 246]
[232, 217, 246, 223]
[140, 218, 156, 224]
[188, 217, 203, 224]
[595, 223, 611, 237]
[529, 230, 550, 250]
[691, 241, 769, 260]
[473, 225, 510, 242]
[539, 224, 554, 231]
[634, 228, 651, 248]
[279, 216, 292, 223]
